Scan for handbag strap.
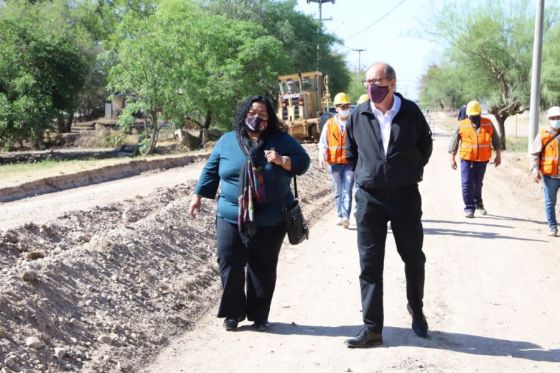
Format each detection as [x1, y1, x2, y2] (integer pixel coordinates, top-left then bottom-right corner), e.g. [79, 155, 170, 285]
[542, 130, 560, 151]
[539, 130, 560, 165]
[293, 176, 298, 199]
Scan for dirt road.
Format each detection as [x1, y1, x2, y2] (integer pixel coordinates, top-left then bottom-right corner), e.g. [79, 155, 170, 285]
[0, 163, 204, 230]
[145, 132, 560, 372]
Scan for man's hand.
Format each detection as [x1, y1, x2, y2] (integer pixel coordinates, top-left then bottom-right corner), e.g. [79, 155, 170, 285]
[531, 168, 541, 183]
[494, 152, 501, 167]
[189, 194, 202, 218]
[450, 155, 457, 170]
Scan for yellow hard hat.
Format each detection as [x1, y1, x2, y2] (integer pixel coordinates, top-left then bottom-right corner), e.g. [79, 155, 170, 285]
[357, 94, 369, 105]
[466, 100, 481, 116]
[333, 92, 351, 106]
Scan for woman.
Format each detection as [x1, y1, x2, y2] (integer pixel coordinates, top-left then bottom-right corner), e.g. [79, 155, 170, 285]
[189, 95, 310, 331]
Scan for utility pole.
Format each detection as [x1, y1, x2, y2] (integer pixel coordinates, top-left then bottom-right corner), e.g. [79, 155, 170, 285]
[307, 0, 335, 29]
[528, 0, 545, 154]
[306, 1, 335, 72]
[352, 48, 366, 81]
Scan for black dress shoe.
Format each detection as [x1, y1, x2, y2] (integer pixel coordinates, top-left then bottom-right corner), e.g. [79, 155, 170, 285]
[253, 321, 269, 332]
[344, 328, 383, 348]
[223, 318, 238, 331]
[407, 304, 429, 338]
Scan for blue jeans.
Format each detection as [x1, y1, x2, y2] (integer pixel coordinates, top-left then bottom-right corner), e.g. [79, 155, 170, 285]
[543, 176, 560, 231]
[460, 160, 487, 212]
[329, 163, 354, 219]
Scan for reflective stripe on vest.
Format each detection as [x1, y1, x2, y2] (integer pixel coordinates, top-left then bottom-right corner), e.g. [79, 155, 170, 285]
[325, 117, 348, 164]
[458, 117, 494, 162]
[539, 129, 560, 176]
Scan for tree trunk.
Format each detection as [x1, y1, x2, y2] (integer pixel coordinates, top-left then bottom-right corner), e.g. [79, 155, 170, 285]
[56, 111, 73, 133]
[489, 107, 508, 151]
[200, 110, 212, 148]
[147, 110, 159, 154]
[495, 115, 507, 151]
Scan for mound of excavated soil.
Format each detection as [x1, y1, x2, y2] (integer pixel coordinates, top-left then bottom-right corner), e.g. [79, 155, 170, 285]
[0, 144, 332, 372]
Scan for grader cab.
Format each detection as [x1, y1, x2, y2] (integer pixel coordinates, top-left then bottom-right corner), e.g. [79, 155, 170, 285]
[277, 71, 330, 142]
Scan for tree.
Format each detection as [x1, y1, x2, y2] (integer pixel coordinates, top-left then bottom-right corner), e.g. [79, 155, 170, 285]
[542, 23, 560, 107]
[419, 63, 470, 111]
[423, 0, 554, 149]
[198, 0, 351, 95]
[0, 0, 97, 148]
[107, 0, 287, 153]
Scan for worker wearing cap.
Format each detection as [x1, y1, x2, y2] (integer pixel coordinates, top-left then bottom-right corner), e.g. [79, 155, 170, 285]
[530, 106, 560, 237]
[357, 94, 369, 105]
[449, 100, 501, 218]
[318, 92, 354, 228]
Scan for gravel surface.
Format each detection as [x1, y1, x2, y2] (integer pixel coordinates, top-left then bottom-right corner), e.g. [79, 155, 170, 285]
[0, 144, 332, 372]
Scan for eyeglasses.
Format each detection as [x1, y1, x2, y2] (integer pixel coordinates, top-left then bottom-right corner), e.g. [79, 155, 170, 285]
[362, 77, 388, 87]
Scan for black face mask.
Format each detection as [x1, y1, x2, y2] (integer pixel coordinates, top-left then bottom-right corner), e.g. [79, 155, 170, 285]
[469, 115, 481, 127]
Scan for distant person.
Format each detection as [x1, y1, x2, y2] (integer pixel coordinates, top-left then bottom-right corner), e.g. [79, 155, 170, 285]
[357, 94, 369, 105]
[189, 95, 310, 332]
[457, 104, 467, 121]
[449, 100, 501, 218]
[318, 92, 355, 228]
[344, 62, 433, 348]
[530, 106, 560, 237]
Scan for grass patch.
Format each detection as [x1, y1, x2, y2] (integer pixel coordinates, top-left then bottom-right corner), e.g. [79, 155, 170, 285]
[0, 158, 137, 188]
[505, 136, 529, 153]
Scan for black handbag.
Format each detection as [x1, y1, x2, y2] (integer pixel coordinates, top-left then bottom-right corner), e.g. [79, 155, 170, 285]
[282, 176, 309, 245]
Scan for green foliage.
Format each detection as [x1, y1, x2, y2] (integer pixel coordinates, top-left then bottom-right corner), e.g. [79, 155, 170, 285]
[103, 131, 126, 148]
[419, 64, 470, 110]
[420, 0, 560, 148]
[0, 0, 97, 147]
[107, 0, 290, 152]
[198, 0, 351, 95]
[346, 70, 366, 104]
[542, 25, 560, 106]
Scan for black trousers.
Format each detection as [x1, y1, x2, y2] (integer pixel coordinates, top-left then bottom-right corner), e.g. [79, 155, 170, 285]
[215, 216, 286, 323]
[354, 185, 426, 333]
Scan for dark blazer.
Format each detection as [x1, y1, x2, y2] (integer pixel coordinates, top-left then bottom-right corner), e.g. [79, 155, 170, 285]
[345, 93, 433, 190]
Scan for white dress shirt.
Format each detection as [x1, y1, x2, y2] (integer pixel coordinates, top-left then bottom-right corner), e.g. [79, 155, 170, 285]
[370, 95, 401, 156]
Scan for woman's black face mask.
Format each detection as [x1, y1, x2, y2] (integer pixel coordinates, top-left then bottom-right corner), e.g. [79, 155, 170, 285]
[469, 115, 481, 127]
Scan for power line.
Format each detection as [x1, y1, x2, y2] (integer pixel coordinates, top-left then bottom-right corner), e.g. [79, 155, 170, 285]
[348, 0, 408, 39]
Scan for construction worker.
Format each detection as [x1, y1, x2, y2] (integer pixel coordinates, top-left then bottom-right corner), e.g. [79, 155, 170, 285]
[357, 94, 369, 105]
[457, 104, 467, 121]
[449, 100, 501, 218]
[318, 92, 354, 228]
[530, 106, 560, 237]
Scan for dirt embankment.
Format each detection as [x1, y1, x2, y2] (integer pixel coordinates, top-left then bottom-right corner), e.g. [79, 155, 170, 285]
[0, 144, 332, 372]
[0, 154, 208, 203]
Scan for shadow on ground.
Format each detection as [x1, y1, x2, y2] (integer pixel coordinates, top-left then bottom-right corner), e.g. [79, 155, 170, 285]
[258, 323, 559, 363]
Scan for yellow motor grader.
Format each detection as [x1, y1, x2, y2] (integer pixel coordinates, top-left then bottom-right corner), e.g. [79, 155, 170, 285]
[276, 71, 330, 142]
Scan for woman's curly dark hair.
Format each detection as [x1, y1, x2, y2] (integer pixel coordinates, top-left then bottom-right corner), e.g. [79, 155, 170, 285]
[234, 95, 280, 139]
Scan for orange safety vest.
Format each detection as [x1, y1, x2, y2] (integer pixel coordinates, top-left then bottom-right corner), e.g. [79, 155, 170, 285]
[539, 129, 560, 176]
[458, 117, 494, 162]
[325, 117, 348, 164]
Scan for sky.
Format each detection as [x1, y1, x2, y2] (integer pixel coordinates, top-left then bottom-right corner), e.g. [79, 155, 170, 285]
[295, 0, 447, 100]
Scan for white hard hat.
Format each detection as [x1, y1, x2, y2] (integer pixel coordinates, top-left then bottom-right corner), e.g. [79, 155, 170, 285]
[547, 106, 560, 118]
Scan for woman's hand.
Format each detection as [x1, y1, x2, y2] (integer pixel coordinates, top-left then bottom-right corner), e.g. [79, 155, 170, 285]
[264, 149, 282, 165]
[265, 149, 292, 171]
[189, 194, 202, 218]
